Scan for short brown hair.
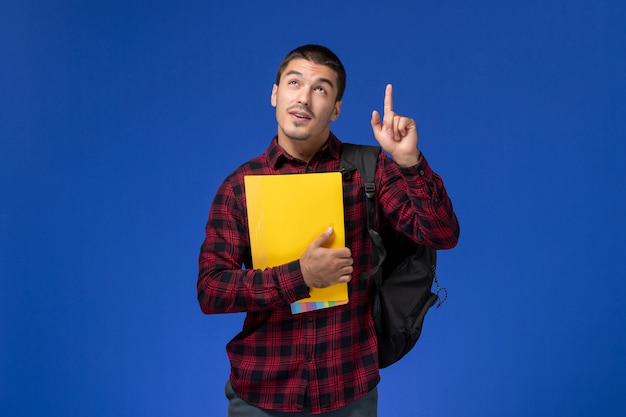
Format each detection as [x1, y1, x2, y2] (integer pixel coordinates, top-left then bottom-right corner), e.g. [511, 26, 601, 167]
[275, 44, 346, 102]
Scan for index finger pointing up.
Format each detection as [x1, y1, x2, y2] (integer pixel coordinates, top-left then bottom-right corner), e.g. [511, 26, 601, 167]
[384, 84, 394, 113]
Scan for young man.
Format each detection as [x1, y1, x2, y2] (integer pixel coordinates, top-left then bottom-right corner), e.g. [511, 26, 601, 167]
[197, 44, 459, 416]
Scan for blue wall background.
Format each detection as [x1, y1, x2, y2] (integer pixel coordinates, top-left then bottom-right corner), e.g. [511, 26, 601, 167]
[2, 1, 625, 416]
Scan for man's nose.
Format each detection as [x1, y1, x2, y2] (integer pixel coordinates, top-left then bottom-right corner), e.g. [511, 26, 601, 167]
[297, 88, 311, 105]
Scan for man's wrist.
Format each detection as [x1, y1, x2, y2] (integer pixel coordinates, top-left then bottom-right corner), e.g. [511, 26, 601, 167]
[394, 149, 421, 168]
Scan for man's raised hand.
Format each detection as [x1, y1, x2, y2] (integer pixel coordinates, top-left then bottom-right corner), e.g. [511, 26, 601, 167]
[370, 84, 421, 167]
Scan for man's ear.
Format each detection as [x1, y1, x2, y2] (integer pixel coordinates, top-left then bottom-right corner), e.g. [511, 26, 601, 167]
[270, 84, 278, 107]
[331, 100, 342, 121]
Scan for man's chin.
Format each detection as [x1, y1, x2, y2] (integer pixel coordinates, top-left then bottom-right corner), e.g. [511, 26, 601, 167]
[282, 128, 311, 142]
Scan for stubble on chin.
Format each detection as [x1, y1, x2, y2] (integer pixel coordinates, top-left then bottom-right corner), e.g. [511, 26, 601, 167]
[280, 124, 311, 142]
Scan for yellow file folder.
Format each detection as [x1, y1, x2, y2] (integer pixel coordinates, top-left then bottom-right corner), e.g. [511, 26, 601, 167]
[244, 172, 348, 313]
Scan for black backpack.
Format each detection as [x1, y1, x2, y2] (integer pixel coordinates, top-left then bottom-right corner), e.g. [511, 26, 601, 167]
[340, 143, 447, 368]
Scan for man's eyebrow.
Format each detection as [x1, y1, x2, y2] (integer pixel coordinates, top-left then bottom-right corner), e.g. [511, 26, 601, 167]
[284, 70, 335, 88]
[284, 69, 303, 78]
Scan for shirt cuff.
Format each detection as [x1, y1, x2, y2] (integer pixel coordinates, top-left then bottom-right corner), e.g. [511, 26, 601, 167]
[398, 153, 434, 180]
[275, 260, 311, 304]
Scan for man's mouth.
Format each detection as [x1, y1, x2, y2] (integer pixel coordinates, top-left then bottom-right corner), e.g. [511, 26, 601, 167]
[288, 107, 313, 120]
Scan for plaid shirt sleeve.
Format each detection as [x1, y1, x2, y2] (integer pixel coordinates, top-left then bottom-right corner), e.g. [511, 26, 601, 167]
[197, 168, 311, 314]
[377, 152, 460, 249]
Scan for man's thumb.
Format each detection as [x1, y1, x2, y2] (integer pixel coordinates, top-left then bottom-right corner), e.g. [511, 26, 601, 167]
[312, 226, 334, 248]
[370, 110, 381, 130]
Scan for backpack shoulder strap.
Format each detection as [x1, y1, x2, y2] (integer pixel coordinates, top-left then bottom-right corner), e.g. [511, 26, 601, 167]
[340, 143, 386, 283]
[340, 143, 379, 182]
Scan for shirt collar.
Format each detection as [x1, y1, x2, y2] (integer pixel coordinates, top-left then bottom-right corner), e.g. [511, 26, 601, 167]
[266, 133, 342, 170]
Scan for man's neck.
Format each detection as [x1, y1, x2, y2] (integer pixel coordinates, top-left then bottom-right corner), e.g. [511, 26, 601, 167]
[277, 134, 329, 163]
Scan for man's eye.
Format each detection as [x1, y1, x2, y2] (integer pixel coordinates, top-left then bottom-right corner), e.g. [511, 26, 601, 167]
[289, 80, 298, 85]
[315, 87, 326, 93]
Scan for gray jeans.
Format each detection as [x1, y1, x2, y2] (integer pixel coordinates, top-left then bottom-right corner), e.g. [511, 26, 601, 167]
[225, 380, 378, 417]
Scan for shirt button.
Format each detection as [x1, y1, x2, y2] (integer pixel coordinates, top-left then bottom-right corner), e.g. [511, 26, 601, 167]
[306, 165, 313, 172]
[419, 169, 425, 176]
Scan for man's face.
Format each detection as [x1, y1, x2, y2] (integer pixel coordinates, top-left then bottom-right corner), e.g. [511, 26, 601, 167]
[271, 58, 342, 146]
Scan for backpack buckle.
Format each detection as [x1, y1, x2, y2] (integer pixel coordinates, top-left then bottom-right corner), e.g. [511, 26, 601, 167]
[364, 182, 375, 198]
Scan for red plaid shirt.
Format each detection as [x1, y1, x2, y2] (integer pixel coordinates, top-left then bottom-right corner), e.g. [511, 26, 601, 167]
[197, 133, 459, 414]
